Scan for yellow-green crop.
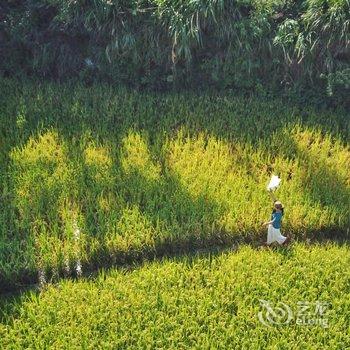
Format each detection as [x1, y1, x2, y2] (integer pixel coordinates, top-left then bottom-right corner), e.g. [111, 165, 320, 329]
[0, 79, 349, 289]
[1, 243, 349, 349]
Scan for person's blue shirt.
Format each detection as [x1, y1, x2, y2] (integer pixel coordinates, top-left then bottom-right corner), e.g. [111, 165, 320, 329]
[271, 212, 283, 229]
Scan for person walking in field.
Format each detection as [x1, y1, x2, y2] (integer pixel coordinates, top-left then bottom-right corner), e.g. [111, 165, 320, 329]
[262, 176, 291, 246]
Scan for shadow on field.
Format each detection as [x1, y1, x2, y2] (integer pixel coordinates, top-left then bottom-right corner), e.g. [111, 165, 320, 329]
[79, 133, 233, 270]
[0, 82, 349, 295]
[294, 142, 349, 214]
[277, 131, 350, 240]
[1, 237, 349, 325]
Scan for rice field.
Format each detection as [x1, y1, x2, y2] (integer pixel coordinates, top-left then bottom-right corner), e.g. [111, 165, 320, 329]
[0, 79, 349, 290]
[1, 242, 349, 349]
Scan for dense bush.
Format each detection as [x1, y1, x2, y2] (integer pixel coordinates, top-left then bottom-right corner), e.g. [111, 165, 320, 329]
[0, 0, 349, 101]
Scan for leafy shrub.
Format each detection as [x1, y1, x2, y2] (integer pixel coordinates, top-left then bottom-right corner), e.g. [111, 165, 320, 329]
[0, 0, 349, 102]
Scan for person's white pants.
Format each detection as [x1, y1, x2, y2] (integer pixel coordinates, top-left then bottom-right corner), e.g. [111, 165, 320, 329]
[267, 224, 287, 245]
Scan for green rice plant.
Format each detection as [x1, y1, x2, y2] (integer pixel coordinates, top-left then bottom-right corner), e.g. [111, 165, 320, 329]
[0, 79, 348, 288]
[0, 242, 349, 348]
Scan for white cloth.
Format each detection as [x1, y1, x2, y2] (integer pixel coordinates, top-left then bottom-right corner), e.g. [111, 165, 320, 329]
[267, 175, 281, 191]
[267, 224, 287, 245]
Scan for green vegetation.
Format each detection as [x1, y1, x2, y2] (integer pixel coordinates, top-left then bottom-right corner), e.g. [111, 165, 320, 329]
[1, 2, 348, 346]
[1, 243, 349, 349]
[1, 0, 349, 102]
[0, 79, 349, 290]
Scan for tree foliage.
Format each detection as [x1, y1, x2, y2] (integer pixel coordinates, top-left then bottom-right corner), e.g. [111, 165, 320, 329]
[0, 0, 349, 98]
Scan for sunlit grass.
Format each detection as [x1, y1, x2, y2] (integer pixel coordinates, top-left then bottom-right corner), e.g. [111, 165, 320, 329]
[0, 79, 349, 287]
[0, 242, 349, 349]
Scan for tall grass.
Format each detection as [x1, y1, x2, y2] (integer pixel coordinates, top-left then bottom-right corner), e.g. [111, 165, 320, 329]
[0, 79, 349, 289]
[1, 243, 349, 348]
